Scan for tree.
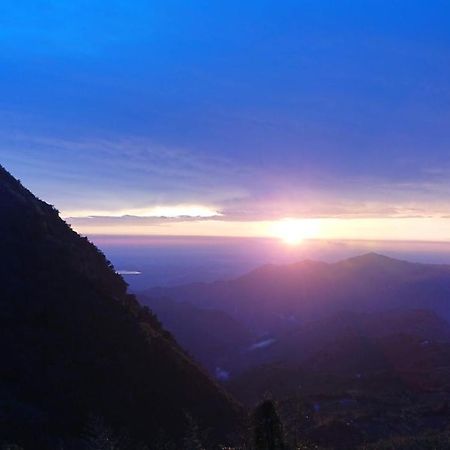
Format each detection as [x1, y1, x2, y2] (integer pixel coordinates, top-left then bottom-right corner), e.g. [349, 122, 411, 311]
[253, 400, 286, 450]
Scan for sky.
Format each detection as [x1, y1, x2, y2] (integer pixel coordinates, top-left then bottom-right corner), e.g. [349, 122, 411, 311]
[1, 1, 450, 241]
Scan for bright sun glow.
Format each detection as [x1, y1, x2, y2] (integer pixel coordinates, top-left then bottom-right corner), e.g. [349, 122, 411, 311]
[270, 218, 319, 245]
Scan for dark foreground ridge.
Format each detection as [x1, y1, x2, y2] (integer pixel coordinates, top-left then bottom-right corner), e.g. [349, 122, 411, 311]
[0, 165, 241, 449]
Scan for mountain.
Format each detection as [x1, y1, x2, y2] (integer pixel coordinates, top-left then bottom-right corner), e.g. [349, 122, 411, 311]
[236, 308, 450, 370]
[140, 296, 253, 375]
[229, 332, 450, 404]
[304, 332, 450, 383]
[0, 165, 241, 449]
[229, 331, 450, 448]
[139, 251, 450, 448]
[143, 257, 450, 378]
[146, 253, 450, 334]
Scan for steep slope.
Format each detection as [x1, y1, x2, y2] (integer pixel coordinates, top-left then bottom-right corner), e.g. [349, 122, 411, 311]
[140, 296, 252, 374]
[0, 166, 241, 449]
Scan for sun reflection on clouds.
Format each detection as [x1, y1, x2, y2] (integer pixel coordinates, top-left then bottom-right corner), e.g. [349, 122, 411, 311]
[66, 213, 450, 243]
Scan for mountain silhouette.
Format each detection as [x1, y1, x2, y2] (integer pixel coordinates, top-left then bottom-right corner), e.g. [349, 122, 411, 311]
[146, 253, 450, 334]
[0, 165, 241, 448]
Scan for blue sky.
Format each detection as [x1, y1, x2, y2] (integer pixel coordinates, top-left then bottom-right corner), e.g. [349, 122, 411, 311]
[1, 1, 450, 237]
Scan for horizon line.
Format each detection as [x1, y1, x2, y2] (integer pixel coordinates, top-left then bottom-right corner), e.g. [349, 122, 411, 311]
[84, 234, 450, 245]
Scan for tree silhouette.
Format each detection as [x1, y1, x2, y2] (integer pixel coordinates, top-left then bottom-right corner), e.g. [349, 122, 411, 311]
[253, 400, 286, 450]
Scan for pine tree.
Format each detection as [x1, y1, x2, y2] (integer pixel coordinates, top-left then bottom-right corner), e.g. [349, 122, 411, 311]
[253, 400, 286, 450]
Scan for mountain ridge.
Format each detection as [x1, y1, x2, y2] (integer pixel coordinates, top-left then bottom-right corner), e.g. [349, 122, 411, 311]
[147, 252, 450, 294]
[0, 165, 242, 448]
[145, 252, 450, 332]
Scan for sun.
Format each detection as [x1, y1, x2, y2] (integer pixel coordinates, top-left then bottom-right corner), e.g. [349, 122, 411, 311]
[270, 218, 319, 246]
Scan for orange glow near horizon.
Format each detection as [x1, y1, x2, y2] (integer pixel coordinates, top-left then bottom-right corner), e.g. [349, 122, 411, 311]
[66, 216, 450, 243]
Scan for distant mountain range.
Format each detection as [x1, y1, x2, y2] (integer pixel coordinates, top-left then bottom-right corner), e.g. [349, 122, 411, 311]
[0, 165, 241, 449]
[140, 254, 450, 446]
[146, 253, 450, 332]
[142, 253, 450, 376]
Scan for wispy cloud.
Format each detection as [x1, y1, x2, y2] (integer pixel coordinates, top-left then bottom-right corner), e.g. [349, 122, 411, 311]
[0, 133, 253, 210]
[3, 133, 450, 228]
[63, 204, 220, 219]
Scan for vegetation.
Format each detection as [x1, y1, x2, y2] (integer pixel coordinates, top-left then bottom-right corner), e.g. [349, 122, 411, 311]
[253, 400, 286, 450]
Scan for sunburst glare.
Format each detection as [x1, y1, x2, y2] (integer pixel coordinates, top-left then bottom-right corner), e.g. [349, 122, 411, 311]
[270, 218, 319, 245]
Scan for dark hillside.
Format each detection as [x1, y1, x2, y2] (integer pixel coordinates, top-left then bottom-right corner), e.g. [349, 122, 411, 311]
[0, 165, 241, 449]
